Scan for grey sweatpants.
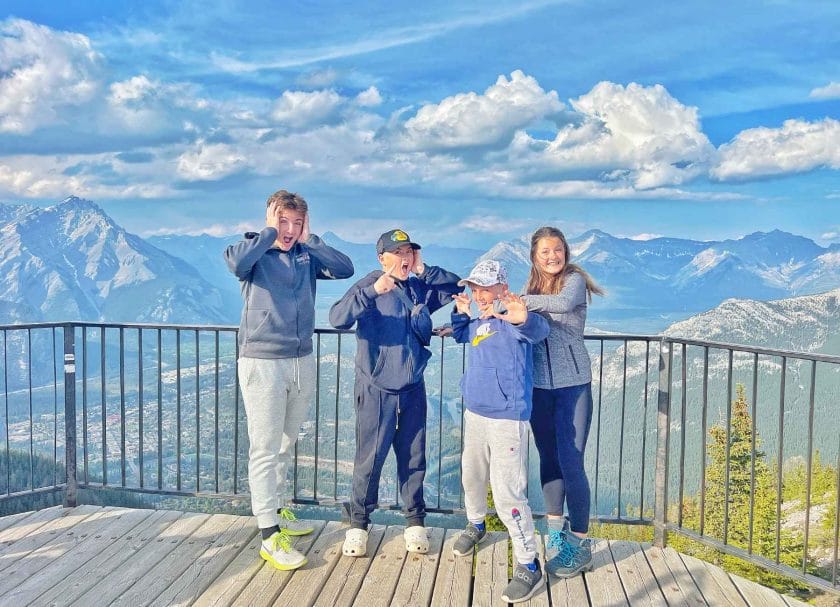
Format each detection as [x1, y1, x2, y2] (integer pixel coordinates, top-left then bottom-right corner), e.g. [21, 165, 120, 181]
[239, 355, 315, 529]
[461, 409, 537, 564]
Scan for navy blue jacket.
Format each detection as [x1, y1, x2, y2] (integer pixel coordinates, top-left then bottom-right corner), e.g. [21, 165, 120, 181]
[225, 228, 354, 358]
[452, 310, 549, 421]
[329, 266, 462, 392]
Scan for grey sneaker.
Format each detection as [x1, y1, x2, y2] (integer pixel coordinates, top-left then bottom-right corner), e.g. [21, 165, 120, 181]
[546, 518, 593, 578]
[501, 560, 544, 603]
[452, 523, 487, 556]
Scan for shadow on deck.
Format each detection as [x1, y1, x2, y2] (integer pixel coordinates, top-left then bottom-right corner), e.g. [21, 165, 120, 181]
[0, 505, 812, 606]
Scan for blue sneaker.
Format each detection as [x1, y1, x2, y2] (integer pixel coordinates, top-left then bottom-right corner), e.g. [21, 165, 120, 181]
[545, 518, 593, 578]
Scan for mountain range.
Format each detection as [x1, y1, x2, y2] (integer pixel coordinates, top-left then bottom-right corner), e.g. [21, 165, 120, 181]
[1, 196, 839, 335]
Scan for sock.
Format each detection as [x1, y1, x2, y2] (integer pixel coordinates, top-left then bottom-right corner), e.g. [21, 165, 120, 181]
[260, 525, 280, 540]
[524, 560, 538, 572]
[474, 521, 485, 532]
[547, 517, 564, 532]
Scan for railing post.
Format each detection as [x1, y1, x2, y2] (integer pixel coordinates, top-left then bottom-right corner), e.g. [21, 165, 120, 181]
[63, 324, 77, 508]
[653, 337, 672, 547]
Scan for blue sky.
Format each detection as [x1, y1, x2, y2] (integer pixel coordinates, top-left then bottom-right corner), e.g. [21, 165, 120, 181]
[0, 0, 838, 249]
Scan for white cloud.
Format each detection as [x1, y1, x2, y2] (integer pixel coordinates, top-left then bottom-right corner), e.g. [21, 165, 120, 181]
[271, 89, 344, 128]
[0, 18, 102, 133]
[176, 140, 246, 180]
[511, 81, 716, 190]
[297, 68, 339, 88]
[356, 86, 383, 107]
[397, 70, 565, 150]
[630, 233, 664, 241]
[712, 118, 840, 180]
[142, 222, 255, 237]
[107, 75, 211, 132]
[809, 82, 840, 99]
[461, 214, 531, 233]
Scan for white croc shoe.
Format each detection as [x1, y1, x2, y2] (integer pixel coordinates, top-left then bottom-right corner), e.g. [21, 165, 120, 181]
[343, 528, 368, 557]
[404, 526, 429, 554]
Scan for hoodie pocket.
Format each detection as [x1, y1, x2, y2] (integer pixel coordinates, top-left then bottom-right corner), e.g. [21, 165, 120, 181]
[245, 309, 272, 343]
[462, 367, 510, 413]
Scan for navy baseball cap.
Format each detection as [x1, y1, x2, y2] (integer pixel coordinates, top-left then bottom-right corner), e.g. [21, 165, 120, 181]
[376, 229, 422, 254]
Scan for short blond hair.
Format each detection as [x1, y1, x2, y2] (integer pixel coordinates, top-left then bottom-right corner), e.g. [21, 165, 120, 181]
[266, 190, 308, 214]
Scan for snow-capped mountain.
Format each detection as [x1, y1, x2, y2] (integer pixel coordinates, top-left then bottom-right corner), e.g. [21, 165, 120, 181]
[0, 197, 230, 324]
[475, 228, 840, 330]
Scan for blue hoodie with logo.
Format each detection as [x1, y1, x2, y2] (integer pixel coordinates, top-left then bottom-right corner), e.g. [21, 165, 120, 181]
[329, 266, 462, 392]
[225, 227, 354, 358]
[452, 309, 549, 421]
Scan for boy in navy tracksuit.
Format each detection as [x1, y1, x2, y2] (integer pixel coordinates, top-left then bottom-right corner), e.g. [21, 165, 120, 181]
[450, 259, 550, 604]
[329, 228, 461, 557]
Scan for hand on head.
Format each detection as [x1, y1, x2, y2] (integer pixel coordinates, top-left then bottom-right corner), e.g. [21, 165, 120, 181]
[412, 250, 424, 276]
[299, 212, 311, 243]
[265, 201, 281, 232]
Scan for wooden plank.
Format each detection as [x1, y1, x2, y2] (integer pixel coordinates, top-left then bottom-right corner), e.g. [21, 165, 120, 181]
[352, 525, 408, 607]
[471, 531, 508, 607]
[430, 528, 473, 607]
[273, 521, 346, 607]
[314, 524, 387, 607]
[659, 547, 708, 606]
[0, 507, 154, 604]
[148, 514, 258, 607]
[583, 539, 629, 607]
[71, 511, 210, 607]
[193, 531, 264, 607]
[608, 540, 667, 607]
[231, 519, 326, 607]
[678, 551, 748, 607]
[391, 526, 446, 607]
[37, 508, 184, 607]
[540, 530, 588, 607]
[0, 504, 102, 572]
[727, 572, 788, 607]
[110, 513, 242, 607]
[0, 506, 63, 543]
[642, 545, 691, 607]
[0, 509, 40, 534]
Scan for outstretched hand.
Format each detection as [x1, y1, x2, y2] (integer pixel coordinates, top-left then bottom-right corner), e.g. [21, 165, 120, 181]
[452, 292, 471, 316]
[490, 292, 529, 325]
[374, 262, 398, 295]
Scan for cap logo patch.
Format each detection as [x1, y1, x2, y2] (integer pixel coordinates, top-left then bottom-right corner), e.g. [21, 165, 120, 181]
[391, 230, 409, 242]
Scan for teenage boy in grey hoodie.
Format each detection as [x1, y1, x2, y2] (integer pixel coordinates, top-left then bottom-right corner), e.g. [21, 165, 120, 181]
[225, 190, 353, 571]
[450, 259, 549, 604]
[329, 228, 461, 558]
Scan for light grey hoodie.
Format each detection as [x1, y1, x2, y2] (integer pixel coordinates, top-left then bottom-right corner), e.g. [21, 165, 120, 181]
[522, 271, 592, 389]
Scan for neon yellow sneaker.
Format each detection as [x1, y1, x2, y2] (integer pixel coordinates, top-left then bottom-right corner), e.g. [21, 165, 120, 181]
[278, 507, 314, 536]
[259, 530, 307, 570]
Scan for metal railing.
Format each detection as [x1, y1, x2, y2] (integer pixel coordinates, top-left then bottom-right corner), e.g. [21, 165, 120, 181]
[0, 322, 837, 594]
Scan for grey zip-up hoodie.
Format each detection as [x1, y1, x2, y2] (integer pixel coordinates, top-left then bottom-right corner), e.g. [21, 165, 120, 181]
[522, 271, 592, 389]
[225, 227, 354, 358]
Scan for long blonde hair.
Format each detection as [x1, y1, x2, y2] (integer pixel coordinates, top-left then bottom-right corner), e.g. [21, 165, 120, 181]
[525, 226, 605, 301]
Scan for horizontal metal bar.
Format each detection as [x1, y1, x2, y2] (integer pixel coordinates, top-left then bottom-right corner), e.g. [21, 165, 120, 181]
[661, 336, 840, 364]
[0, 485, 66, 503]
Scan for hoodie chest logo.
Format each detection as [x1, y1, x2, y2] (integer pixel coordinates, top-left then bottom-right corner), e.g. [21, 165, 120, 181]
[471, 322, 497, 347]
[295, 252, 310, 264]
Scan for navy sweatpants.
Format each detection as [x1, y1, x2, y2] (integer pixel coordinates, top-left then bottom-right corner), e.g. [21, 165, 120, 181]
[349, 380, 427, 529]
[529, 383, 593, 533]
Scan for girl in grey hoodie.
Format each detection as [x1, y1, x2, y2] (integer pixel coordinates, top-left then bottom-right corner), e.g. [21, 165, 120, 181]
[522, 226, 604, 579]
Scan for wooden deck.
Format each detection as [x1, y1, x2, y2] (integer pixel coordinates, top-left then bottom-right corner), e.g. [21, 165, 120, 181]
[0, 505, 813, 606]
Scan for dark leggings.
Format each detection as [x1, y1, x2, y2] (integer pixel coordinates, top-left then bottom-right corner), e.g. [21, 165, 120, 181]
[530, 383, 593, 533]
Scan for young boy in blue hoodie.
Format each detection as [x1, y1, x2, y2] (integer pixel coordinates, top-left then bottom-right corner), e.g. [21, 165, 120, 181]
[450, 259, 550, 604]
[225, 190, 354, 571]
[329, 228, 461, 557]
